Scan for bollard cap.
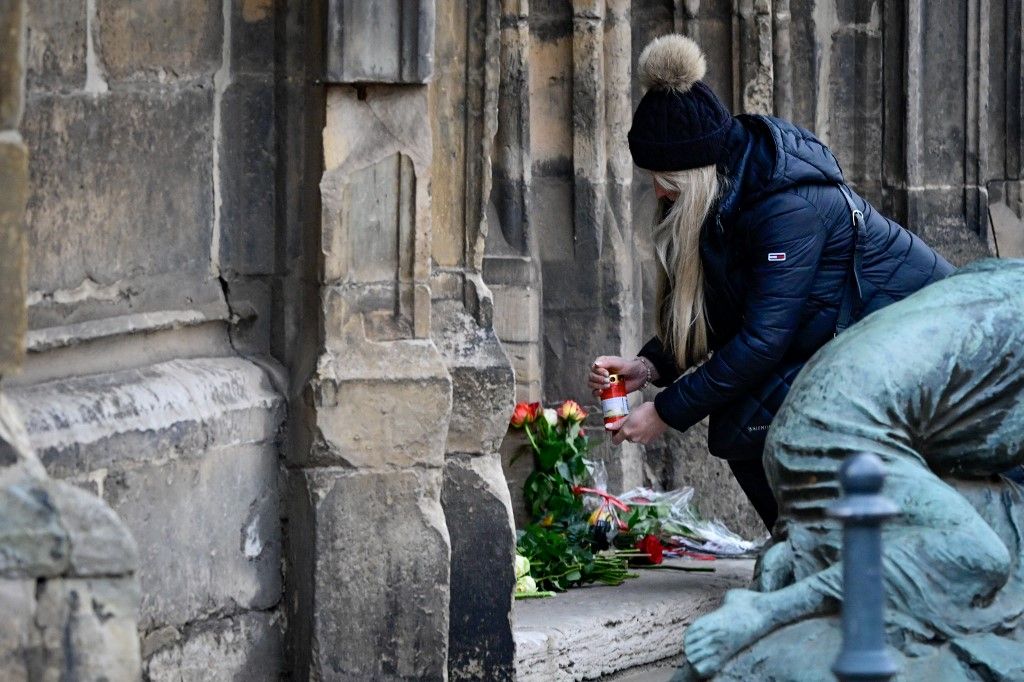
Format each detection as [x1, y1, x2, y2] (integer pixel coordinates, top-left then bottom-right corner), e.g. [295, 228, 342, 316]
[829, 453, 899, 521]
[840, 453, 886, 495]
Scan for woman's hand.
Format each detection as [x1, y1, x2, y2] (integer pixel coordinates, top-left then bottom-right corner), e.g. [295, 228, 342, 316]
[588, 356, 653, 395]
[608, 402, 669, 445]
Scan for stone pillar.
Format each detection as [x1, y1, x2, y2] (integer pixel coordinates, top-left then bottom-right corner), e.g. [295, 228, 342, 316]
[771, 0, 794, 120]
[892, 0, 992, 263]
[288, 4, 458, 675]
[288, 81, 454, 680]
[988, 0, 1024, 255]
[486, 0, 543, 405]
[734, 0, 774, 115]
[432, 1, 518, 678]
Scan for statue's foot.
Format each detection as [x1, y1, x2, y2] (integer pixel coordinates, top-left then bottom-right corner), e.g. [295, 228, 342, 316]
[683, 588, 770, 677]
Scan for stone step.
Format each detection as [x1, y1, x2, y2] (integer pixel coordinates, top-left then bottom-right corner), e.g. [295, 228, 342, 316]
[513, 558, 754, 681]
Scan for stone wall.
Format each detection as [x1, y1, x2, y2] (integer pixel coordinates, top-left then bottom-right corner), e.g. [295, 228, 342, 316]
[1, 1, 142, 679]
[8, 0, 285, 678]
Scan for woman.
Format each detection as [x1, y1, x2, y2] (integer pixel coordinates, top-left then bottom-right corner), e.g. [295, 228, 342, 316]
[588, 35, 953, 530]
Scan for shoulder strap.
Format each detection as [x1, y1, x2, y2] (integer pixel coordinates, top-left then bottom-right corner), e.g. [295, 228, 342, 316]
[835, 184, 864, 335]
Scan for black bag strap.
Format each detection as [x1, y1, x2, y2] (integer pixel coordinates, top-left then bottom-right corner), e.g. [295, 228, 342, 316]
[835, 184, 864, 335]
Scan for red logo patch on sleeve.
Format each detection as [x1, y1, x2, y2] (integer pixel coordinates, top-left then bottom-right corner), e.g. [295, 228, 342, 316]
[768, 252, 787, 262]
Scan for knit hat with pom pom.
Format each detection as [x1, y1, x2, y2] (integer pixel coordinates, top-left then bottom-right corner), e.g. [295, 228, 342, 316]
[627, 35, 734, 172]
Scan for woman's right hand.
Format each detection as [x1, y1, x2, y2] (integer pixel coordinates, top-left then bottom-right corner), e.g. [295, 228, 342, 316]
[588, 356, 649, 396]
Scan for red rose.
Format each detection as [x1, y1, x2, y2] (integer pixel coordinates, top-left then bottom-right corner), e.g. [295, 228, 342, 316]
[510, 402, 532, 428]
[636, 535, 664, 565]
[527, 402, 543, 421]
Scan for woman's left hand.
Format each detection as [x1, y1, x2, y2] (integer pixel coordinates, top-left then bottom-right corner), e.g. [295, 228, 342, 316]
[609, 401, 669, 445]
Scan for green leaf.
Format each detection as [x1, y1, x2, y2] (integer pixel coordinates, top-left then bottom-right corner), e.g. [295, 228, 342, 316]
[555, 461, 571, 482]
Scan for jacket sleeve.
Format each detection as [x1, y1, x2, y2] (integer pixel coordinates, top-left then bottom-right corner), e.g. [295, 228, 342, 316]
[637, 336, 682, 388]
[653, 194, 828, 432]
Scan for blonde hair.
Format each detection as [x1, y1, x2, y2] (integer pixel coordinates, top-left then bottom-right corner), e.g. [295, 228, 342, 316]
[651, 166, 725, 368]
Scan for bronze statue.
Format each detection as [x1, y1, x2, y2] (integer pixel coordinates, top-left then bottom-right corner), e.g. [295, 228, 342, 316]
[680, 260, 1024, 680]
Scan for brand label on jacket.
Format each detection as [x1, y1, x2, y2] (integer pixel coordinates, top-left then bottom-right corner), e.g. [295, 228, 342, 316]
[768, 252, 787, 262]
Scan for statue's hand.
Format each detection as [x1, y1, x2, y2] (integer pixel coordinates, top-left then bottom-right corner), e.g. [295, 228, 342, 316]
[684, 589, 771, 677]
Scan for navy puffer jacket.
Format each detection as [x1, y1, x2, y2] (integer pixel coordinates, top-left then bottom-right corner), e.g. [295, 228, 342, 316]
[639, 114, 954, 433]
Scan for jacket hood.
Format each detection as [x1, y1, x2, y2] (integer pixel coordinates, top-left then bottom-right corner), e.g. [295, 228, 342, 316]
[718, 115, 845, 219]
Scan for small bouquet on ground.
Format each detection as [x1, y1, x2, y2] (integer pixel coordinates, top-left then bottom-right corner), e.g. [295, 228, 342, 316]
[510, 400, 638, 595]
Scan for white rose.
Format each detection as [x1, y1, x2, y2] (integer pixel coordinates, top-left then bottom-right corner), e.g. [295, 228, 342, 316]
[516, 575, 537, 594]
[514, 554, 530, 579]
[543, 408, 558, 427]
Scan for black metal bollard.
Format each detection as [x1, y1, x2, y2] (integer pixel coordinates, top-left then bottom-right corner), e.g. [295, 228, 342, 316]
[829, 453, 900, 682]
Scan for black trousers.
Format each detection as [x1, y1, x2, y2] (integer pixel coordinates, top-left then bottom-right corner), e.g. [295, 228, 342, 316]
[727, 458, 778, 531]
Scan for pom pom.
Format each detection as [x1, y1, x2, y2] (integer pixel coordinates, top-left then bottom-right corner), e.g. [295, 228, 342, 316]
[638, 34, 707, 93]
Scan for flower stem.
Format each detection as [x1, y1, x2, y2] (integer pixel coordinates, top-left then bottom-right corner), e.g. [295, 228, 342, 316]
[523, 423, 540, 453]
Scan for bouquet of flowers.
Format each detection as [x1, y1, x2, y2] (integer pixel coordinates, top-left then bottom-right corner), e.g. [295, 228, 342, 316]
[507, 399, 751, 598]
[510, 400, 639, 593]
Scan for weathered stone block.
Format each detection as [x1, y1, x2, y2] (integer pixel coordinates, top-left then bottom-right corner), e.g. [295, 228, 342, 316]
[25, 0, 86, 91]
[96, 0, 222, 81]
[306, 307, 452, 468]
[432, 301, 515, 455]
[918, 0, 969, 186]
[825, 30, 883, 190]
[443, 455, 516, 681]
[103, 441, 281, 629]
[9, 357, 284, 629]
[0, 136, 27, 373]
[23, 89, 215, 292]
[289, 469, 450, 681]
[34, 577, 141, 681]
[491, 284, 541, 344]
[325, 0, 435, 84]
[219, 77, 276, 276]
[231, 0, 275, 76]
[0, 579, 34, 680]
[145, 611, 283, 682]
[505, 341, 542, 391]
[310, 375, 452, 469]
[323, 152, 417, 284]
[904, 187, 992, 266]
[0, 0, 25, 129]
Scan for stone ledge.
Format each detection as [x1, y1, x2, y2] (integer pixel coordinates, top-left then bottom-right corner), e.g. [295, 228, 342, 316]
[9, 356, 283, 475]
[513, 559, 754, 681]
